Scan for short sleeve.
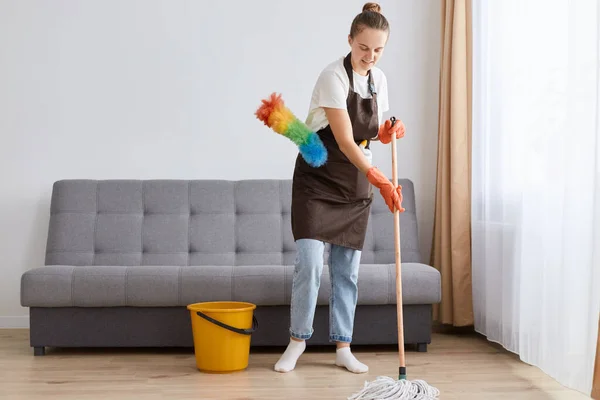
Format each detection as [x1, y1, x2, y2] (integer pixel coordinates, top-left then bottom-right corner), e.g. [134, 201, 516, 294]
[378, 72, 389, 113]
[314, 70, 348, 110]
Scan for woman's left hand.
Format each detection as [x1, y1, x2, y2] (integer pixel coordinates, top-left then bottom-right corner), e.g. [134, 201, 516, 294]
[377, 118, 405, 144]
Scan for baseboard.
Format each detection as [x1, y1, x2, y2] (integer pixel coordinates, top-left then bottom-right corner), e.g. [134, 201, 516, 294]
[432, 320, 475, 334]
[0, 316, 29, 329]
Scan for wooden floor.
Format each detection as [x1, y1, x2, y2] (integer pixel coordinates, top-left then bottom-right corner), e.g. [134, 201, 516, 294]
[0, 329, 590, 400]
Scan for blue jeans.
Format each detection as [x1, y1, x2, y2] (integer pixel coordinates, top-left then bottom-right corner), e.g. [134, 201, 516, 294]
[289, 238, 361, 343]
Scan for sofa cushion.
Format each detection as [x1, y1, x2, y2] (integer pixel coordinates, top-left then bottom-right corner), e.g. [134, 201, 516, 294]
[43, 179, 423, 269]
[21, 263, 440, 308]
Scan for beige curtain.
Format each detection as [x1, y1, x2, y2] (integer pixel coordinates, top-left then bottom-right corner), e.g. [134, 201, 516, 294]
[593, 317, 600, 398]
[430, 0, 474, 327]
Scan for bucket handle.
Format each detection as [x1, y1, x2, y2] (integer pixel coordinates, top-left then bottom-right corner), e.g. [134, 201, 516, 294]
[196, 311, 258, 335]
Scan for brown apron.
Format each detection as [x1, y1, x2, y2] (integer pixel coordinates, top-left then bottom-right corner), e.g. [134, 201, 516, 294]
[291, 52, 379, 250]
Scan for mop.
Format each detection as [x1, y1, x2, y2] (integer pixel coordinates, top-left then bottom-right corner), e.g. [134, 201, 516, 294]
[255, 92, 327, 168]
[348, 117, 440, 400]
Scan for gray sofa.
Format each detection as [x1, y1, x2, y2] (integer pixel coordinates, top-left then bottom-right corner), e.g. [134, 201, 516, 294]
[20, 179, 441, 356]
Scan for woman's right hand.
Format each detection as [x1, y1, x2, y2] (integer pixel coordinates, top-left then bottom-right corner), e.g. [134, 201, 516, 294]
[366, 167, 405, 213]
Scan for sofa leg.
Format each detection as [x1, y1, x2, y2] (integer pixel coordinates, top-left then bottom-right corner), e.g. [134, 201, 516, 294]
[416, 343, 427, 352]
[33, 346, 45, 356]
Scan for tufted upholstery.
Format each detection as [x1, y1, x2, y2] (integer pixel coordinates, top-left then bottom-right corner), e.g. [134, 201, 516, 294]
[21, 179, 440, 308]
[42, 179, 421, 266]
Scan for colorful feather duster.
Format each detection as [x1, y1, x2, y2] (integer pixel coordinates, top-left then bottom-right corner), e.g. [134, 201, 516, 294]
[255, 92, 327, 167]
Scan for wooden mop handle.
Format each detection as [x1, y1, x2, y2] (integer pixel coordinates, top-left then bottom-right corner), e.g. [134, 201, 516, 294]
[390, 116, 406, 379]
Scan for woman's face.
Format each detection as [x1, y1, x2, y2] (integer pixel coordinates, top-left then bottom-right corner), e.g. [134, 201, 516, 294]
[348, 27, 388, 75]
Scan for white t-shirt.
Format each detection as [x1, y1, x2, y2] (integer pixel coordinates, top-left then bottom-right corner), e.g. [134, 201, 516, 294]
[305, 56, 389, 134]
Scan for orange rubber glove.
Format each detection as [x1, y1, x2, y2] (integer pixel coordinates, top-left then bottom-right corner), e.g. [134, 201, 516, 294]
[378, 118, 405, 144]
[366, 167, 405, 213]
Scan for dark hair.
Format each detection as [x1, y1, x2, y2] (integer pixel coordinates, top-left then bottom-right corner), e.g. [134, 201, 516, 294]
[350, 2, 389, 38]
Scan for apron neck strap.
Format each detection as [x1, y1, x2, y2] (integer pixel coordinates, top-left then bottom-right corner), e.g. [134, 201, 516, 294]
[343, 52, 376, 97]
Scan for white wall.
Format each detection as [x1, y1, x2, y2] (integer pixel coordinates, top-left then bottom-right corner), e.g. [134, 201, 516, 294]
[0, 0, 441, 327]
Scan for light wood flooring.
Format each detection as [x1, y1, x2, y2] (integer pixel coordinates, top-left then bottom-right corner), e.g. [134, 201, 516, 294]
[0, 329, 590, 399]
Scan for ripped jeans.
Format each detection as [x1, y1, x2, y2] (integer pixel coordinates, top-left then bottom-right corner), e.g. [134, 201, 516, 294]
[289, 238, 361, 343]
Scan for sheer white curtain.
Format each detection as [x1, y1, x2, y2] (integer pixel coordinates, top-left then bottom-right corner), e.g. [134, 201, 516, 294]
[472, 0, 600, 395]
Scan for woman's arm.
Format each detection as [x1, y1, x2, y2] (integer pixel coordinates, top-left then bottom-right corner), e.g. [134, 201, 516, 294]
[324, 107, 404, 213]
[323, 107, 372, 174]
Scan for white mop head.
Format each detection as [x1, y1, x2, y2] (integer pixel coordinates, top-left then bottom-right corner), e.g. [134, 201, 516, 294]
[348, 376, 440, 400]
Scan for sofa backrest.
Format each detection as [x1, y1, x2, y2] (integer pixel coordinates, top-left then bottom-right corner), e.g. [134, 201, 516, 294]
[44, 179, 421, 266]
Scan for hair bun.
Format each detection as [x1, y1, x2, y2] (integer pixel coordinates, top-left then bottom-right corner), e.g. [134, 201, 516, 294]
[362, 2, 381, 13]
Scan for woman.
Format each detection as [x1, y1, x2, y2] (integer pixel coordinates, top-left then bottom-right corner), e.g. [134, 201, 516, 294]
[274, 2, 405, 374]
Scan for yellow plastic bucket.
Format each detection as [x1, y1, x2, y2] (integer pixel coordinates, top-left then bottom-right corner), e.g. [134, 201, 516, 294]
[186, 301, 257, 373]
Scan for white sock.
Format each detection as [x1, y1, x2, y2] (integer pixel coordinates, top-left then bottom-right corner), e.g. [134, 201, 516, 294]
[274, 339, 306, 372]
[335, 347, 368, 373]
